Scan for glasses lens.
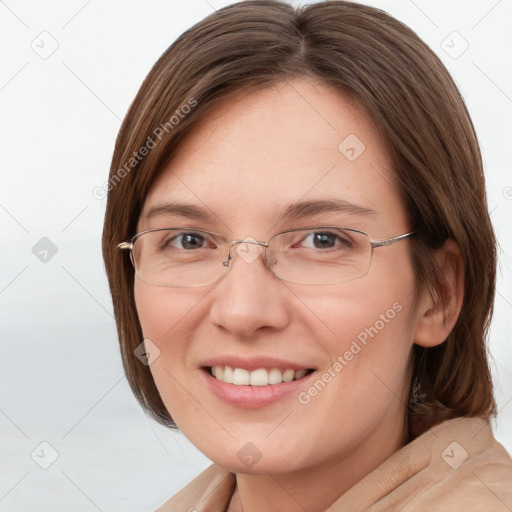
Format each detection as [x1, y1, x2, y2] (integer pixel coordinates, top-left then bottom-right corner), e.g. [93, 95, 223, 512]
[130, 227, 372, 287]
[268, 227, 372, 285]
[132, 229, 229, 287]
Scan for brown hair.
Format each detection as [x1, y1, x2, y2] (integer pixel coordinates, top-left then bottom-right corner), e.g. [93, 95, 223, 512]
[102, 0, 497, 438]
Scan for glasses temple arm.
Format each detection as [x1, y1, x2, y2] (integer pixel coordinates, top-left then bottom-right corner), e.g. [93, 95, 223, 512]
[371, 231, 416, 248]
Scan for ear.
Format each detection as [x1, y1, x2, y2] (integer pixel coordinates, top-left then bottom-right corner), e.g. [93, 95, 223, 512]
[413, 238, 465, 348]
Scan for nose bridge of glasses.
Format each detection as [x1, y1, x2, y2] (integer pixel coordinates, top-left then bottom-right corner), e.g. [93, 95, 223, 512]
[224, 238, 269, 267]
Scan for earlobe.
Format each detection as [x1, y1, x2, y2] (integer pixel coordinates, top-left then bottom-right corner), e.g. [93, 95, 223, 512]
[413, 239, 465, 348]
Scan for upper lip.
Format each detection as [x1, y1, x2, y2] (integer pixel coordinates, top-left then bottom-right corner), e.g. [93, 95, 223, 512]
[200, 355, 315, 372]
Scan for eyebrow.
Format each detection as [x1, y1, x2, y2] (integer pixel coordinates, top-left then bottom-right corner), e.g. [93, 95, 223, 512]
[144, 199, 376, 224]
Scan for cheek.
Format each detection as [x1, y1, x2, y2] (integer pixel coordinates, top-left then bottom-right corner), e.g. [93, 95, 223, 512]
[295, 257, 416, 403]
[133, 281, 200, 382]
[307, 291, 412, 396]
[134, 281, 206, 426]
[134, 280, 198, 346]
[299, 270, 414, 359]
[290, 290, 414, 456]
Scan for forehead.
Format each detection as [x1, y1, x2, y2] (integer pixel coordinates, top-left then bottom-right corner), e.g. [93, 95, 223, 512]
[139, 79, 404, 234]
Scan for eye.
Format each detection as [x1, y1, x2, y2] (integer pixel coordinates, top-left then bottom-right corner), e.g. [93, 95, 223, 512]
[162, 231, 217, 250]
[297, 230, 352, 250]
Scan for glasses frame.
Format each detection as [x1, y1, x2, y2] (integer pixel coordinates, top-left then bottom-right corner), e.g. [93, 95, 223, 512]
[117, 226, 416, 287]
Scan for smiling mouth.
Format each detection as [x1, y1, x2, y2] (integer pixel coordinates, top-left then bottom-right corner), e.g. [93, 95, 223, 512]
[203, 366, 315, 386]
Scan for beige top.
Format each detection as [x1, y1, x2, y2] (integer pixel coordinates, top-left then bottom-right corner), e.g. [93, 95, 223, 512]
[156, 417, 512, 511]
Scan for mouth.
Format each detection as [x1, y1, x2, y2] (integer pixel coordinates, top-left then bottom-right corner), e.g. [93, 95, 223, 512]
[202, 366, 316, 386]
[198, 355, 318, 408]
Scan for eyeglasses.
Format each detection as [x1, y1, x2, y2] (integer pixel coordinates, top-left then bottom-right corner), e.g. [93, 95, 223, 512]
[117, 226, 415, 287]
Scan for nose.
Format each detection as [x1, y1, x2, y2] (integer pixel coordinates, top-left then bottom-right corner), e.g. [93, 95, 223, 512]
[208, 239, 291, 338]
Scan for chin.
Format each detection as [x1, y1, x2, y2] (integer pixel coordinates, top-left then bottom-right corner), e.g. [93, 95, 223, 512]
[199, 440, 311, 475]
[214, 456, 298, 475]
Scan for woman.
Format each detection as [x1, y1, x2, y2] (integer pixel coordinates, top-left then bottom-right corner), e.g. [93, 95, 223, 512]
[102, 1, 512, 510]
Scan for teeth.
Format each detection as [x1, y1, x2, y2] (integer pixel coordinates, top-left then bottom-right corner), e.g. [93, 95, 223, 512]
[223, 366, 232, 383]
[268, 368, 283, 384]
[249, 368, 268, 386]
[294, 369, 307, 380]
[232, 368, 250, 385]
[211, 366, 310, 386]
[282, 369, 295, 383]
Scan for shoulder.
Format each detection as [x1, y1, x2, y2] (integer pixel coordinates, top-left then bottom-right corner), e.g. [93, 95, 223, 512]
[422, 416, 512, 510]
[384, 416, 512, 511]
[155, 463, 235, 512]
[332, 416, 512, 512]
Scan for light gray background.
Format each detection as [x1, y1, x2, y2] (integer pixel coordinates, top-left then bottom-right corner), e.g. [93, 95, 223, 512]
[1, 0, 511, 510]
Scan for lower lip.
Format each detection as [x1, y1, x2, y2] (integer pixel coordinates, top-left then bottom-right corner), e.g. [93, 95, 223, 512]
[200, 368, 316, 409]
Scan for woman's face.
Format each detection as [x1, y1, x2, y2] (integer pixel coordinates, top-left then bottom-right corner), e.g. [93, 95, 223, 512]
[134, 78, 424, 475]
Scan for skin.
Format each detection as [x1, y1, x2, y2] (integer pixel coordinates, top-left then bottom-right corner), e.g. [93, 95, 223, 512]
[134, 78, 464, 512]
